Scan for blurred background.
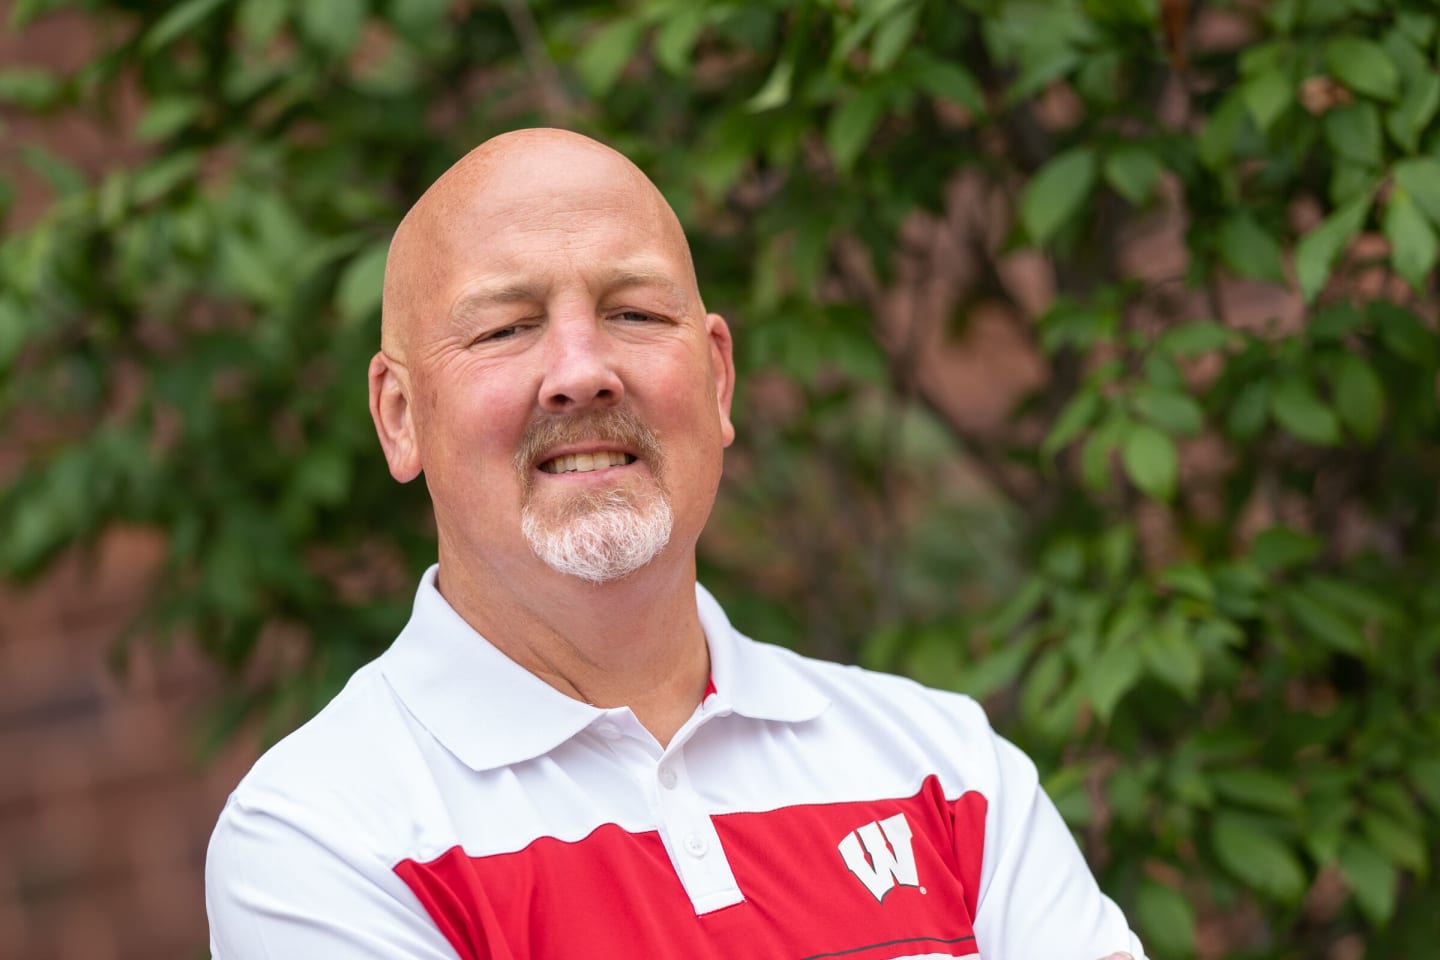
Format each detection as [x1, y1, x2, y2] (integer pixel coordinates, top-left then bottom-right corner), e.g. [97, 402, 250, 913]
[2, 1, 1438, 958]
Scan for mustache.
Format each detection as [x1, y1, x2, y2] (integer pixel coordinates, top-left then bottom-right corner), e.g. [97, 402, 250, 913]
[513, 407, 665, 484]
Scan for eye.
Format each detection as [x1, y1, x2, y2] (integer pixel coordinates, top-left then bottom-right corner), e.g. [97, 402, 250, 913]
[614, 309, 661, 323]
[470, 320, 536, 345]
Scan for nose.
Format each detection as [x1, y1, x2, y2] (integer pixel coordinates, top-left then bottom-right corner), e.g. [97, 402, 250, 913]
[537, 316, 624, 414]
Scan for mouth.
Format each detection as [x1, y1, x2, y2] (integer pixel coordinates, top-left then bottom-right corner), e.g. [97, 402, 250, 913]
[537, 450, 638, 475]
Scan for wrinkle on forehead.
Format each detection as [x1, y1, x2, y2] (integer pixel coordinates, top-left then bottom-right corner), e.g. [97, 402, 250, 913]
[380, 129, 698, 359]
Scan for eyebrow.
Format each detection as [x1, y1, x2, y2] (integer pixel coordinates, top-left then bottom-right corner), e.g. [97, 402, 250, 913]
[599, 267, 689, 307]
[448, 282, 545, 324]
[446, 265, 691, 330]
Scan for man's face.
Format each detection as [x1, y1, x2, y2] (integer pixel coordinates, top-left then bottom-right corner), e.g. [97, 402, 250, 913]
[377, 140, 736, 586]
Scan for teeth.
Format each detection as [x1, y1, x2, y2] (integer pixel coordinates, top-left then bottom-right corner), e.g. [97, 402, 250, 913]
[539, 451, 635, 474]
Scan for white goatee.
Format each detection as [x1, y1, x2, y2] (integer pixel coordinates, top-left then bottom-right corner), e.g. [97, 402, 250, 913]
[521, 486, 673, 583]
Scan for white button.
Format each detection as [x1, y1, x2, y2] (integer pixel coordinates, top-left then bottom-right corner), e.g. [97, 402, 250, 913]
[594, 722, 621, 741]
[658, 767, 678, 789]
[683, 833, 708, 858]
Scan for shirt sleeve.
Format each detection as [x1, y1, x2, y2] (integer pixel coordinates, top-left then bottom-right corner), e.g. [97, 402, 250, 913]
[206, 793, 462, 960]
[970, 726, 1149, 960]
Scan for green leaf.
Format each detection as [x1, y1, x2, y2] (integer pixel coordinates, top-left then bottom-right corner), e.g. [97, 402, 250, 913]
[1323, 103, 1383, 167]
[1171, 762, 1215, 809]
[1305, 576, 1399, 625]
[746, 53, 794, 112]
[1383, 188, 1439, 291]
[1393, 157, 1440, 224]
[1295, 192, 1373, 302]
[1042, 389, 1102, 459]
[655, 6, 707, 76]
[1284, 587, 1366, 656]
[1330, 158, 1377, 206]
[1080, 416, 1122, 494]
[9, 0, 75, 28]
[0, 295, 28, 369]
[1133, 385, 1204, 435]
[826, 87, 887, 175]
[1360, 810, 1427, 873]
[1019, 147, 1098, 244]
[336, 239, 389, 327]
[1107, 763, 1150, 826]
[1121, 423, 1178, 501]
[298, 0, 366, 57]
[956, 641, 1032, 702]
[1324, 36, 1400, 101]
[1309, 302, 1366, 341]
[869, 1, 919, 72]
[132, 152, 200, 206]
[1211, 769, 1302, 815]
[135, 98, 200, 142]
[1242, 67, 1294, 131]
[1339, 839, 1399, 926]
[1271, 376, 1341, 445]
[292, 446, 351, 506]
[1212, 814, 1307, 902]
[907, 53, 984, 113]
[1042, 537, 1086, 583]
[1386, 71, 1440, 153]
[984, 576, 1045, 638]
[1305, 788, 1353, 865]
[0, 67, 63, 109]
[1039, 301, 1119, 352]
[1049, 763, 1093, 828]
[1103, 144, 1161, 206]
[219, 233, 287, 304]
[1143, 348, 1185, 387]
[1218, 213, 1288, 284]
[143, 0, 229, 52]
[1160, 320, 1232, 356]
[1250, 526, 1321, 572]
[1198, 90, 1248, 170]
[1371, 301, 1437, 366]
[1161, 563, 1215, 603]
[238, 0, 288, 48]
[1088, 638, 1144, 723]
[1332, 352, 1385, 441]
[1397, 11, 1437, 47]
[1142, 618, 1203, 698]
[1083, 0, 1156, 23]
[1411, 758, 1440, 816]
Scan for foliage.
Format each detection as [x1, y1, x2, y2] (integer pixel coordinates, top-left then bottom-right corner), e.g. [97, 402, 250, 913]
[3, 0, 1439, 955]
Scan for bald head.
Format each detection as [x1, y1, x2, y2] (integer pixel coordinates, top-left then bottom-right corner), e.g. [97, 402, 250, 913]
[380, 129, 698, 358]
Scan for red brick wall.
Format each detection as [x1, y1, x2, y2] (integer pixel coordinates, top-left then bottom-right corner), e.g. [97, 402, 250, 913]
[1, 5, 260, 958]
[1, 529, 259, 960]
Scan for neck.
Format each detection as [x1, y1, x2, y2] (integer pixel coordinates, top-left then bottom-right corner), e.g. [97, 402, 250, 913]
[435, 540, 710, 747]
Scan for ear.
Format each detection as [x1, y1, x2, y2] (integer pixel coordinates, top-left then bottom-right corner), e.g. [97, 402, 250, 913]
[705, 313, 737, 448]
[368, 351, 422, 482]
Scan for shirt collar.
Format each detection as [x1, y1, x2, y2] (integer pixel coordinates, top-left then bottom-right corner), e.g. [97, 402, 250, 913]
[379, 565, 829, 772]
[693, 582, 830, 725]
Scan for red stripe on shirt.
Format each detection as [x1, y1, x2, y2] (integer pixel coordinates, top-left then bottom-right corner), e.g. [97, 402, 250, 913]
[395, 776, 986, 960]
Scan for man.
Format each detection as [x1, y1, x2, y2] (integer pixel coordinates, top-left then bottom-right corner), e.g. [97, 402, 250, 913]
[206, 128, 1145, 960]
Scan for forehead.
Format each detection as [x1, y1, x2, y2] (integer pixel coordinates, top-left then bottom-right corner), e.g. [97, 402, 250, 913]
[436, 170, 690, 296]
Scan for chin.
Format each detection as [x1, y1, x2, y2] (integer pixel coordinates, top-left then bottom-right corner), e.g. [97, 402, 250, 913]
[522, 495, 674, 583]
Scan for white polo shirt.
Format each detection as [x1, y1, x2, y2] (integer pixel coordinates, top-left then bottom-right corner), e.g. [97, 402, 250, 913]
[206, 566, 1147, 960]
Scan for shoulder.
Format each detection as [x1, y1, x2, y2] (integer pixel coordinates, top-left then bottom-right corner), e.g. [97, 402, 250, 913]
[212, 658, 442, 870]
[205, 661, 464, 959]
[742, 637, 1018, 792]
[768, 640, 995, 732]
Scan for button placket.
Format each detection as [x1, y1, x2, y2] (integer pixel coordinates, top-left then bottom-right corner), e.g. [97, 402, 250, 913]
[652, 745, 742, 913]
